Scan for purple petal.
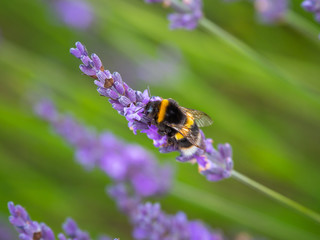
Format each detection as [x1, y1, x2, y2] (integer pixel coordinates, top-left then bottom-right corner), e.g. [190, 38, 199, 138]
[79, 64, 96, 76]
[91, 53, 102, 69]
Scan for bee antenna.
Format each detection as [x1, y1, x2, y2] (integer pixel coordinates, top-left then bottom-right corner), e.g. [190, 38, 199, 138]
[134, 105, 145, 114]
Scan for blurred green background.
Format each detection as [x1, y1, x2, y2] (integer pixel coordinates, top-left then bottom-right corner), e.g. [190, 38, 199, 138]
[0, 0, 320, 239]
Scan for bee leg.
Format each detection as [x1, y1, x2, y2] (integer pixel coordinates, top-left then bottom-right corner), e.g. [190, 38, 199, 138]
[167, 136, 178, 148]
[157, 124, 168, 136]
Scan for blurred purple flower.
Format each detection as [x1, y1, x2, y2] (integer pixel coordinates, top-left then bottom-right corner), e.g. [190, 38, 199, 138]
[70, 41, 233, 182]
[168, 0, 203, 30]
[0, 218, 16, 240]
[137, 45, 183, 85]
[35, 99, 173, 198]
[254, 0, 288, 23]
[145, 0, 203, 30]
[53, 0, 94, 29]
[131, 202, 223, 240]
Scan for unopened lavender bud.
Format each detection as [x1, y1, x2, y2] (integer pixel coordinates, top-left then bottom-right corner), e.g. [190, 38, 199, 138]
[119, 96, 131, 106]
[112, 72, 123, 84]
[70, 48, 82, 58]
[76, 41, 87, 55]
[126, 88, 136, 102]
[81, 55, 92, 66]
[106, 88, 120, 99]
[112, 102, 124, 111]
[79, 64, 96, 76]
[91, 53, 102, 69]
[97, 71, 107, 82]
[97, 86, 109, 96]
[114, 81, 125, 95]
[103, 70, 111, 79]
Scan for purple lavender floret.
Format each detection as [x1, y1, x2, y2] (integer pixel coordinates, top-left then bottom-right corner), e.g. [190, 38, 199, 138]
[144, 0, 203, 30]
[35, 99, 173, 197]
[254, 0, 288, 23]
[70, 41, 233, 182]
[131, 202, 223, 240]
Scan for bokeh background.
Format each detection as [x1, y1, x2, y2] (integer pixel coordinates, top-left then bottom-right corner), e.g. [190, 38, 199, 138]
[0, 0, 320, 239]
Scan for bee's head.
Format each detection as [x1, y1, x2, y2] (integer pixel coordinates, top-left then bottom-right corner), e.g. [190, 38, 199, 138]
[145, 101, 160, 118]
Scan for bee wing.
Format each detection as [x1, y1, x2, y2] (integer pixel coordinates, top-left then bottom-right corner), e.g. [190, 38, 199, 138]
[167, 124, 205, 150]
[181, 107, 213, 127]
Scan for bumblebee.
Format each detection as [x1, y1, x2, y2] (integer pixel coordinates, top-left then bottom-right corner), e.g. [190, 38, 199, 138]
[145, 98, 213, 156]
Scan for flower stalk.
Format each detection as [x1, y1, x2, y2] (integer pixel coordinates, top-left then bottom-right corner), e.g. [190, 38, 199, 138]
[231, 170, 320, 224]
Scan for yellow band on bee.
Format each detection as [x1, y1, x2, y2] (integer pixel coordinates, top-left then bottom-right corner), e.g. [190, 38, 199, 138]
[174, 113, 194, 140]
[157, 99, 169, 123]
[175, 132, 184, 140]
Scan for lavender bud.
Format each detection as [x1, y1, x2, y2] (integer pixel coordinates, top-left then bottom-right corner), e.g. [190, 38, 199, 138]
[126, 88, 137, 102]
[118, 96, 131, 106]
[79, 64, 96, 76]
[97, 86, 109, 96]
[76, 41, 87, 55]
[70, 48, 82, 58]
[81, 55, 91, 66]
[114, 81, 125, 95]
[97, 70, 107, 82]
[106, 88, 119, 99]
[91, 53, 102, 69]
[112, 72, 123, 84]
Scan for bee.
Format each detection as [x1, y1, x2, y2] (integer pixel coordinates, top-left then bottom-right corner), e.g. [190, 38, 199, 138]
[145, 98, 213, 156]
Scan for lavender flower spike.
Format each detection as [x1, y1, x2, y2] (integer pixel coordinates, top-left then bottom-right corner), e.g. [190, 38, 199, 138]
[70, 42, 233, 181]
[8, 201, 55, 240]
[8, 202, 116, 240]
[131, 202, 224, 240]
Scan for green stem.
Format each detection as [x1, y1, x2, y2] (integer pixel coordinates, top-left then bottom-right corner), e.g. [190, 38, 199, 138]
[198, 18, 320, 96]
[285, 10, 320, 45]
[170, 0, 319, 96]
[231, 170, 320, 224]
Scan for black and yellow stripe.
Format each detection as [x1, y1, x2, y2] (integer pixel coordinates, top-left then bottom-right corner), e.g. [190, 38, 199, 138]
[157, 99, 169, 123]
